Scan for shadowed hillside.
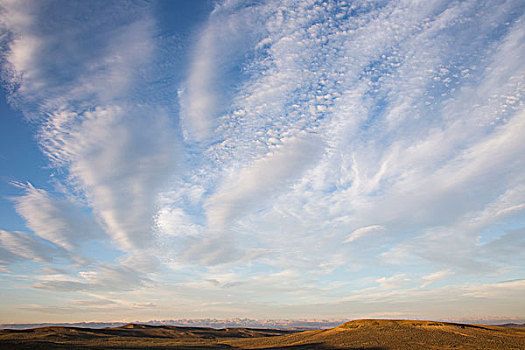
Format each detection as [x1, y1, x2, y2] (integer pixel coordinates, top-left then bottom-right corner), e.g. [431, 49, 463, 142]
[0, 324, 292, 349]
[1, 319, 524, 349]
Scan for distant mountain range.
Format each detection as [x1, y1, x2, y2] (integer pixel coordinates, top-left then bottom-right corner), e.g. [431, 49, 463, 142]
[0, 318, 348, 330]
[3, 318, 525, 331]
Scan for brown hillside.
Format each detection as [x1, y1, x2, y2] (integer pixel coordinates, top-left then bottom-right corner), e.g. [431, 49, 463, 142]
[0, 324, 291, 349]
[229, 319, 525, 349]
[1, 319, 524, 349]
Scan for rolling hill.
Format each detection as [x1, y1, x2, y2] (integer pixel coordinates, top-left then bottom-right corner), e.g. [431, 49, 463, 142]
[1, 319, 524, 349]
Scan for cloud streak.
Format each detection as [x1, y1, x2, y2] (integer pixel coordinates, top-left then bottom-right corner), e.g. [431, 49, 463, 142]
[12, 183, 103, 252]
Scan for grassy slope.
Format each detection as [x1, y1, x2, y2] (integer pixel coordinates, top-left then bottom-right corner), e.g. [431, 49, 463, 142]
[227, 319, 525, 349]
[1, 319, 524, 349]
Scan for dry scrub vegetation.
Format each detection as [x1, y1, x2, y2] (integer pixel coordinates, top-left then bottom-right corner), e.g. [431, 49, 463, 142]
[1, 319, 524, 349]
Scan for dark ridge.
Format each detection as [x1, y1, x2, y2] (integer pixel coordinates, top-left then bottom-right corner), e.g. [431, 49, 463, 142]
[498, 323, 525, 328]
[338, 318, 497, 331]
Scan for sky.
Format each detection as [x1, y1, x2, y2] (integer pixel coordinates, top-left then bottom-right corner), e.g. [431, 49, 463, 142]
[0, 0, 524, 324]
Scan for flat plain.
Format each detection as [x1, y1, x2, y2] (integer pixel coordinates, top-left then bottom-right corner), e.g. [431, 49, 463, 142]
[1, 319, 524, 349]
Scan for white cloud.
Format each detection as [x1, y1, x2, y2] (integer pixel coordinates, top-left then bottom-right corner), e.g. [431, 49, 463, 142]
[34, 264, 152, 293]
[12, 183, 104, 251]
[344, 225, 385, 243]
[0, 0, 178, 293]
[155, 206, 202, 238]
[1, 0, 154, 113]
[379, 110, 525, 271]
[205, 133, 324, 231]
[421, 269, 452, 288]
[1, 1, 179, 254]
[41, 105, 179, 251]
[462, 279, 525, 299]
[180, 2, 264, 142]
[376, 274, 411, 290]
[70, 299, 117, 306]
[180, 234, 241, 266]
[0, 230, 58, 268]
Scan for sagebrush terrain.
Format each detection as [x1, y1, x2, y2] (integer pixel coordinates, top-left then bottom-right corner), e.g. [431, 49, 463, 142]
[1, 319, 524, 349]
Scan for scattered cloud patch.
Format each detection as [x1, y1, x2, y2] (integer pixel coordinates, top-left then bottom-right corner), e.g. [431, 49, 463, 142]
[344, 225, 385, 243]
[376, 274, 411, 290]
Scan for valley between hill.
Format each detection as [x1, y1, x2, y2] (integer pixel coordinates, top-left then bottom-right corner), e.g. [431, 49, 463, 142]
[1, 319, 524, 349]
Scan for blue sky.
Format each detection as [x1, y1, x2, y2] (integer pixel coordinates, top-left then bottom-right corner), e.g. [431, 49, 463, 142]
[0, 0, 524, 324]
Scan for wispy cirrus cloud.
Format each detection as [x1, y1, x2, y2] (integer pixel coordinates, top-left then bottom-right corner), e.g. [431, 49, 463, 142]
[164, 0, 524, 317]
[0, 0, 179, 298]
[204, 133, 324, 232]
[1, 0, 179, 256]
[0, 230, 60, 270]
[12, 183, 104, 252]
[0, 0, 524, 322]
[41, 105, 178, 251]
[344, 225, 385, 243]
[33, 263, 152, 293]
